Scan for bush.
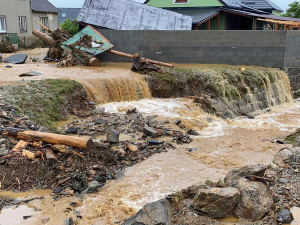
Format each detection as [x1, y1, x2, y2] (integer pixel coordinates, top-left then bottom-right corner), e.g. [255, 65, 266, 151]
[60, 19, 79, 35]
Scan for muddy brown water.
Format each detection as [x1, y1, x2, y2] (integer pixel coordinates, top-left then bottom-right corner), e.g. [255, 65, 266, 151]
[1, 100, 300, 225]
[1, 49, 300, 224]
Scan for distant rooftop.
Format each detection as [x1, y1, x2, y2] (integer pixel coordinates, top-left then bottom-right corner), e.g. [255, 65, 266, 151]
[58, 8, 81, 24]
[31, 0, 60, 13]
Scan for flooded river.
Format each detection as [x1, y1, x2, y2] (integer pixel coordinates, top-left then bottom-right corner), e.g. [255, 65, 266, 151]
[1, 98, 300, 225]
[1, 49, 300, 224]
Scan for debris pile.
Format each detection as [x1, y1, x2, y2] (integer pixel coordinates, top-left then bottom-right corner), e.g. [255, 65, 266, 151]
[32, 24, 173, 71]
[0, 39, 15, 54]
[0, 101, 196, 196]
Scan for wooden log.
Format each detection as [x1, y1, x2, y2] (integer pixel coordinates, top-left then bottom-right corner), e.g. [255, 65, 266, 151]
[37, 21, 52, 32]
[108, 49, 174, 68]
[89, 57, 101, 67]
[4, 128, 94, 150]
[32, 30, 55, 45]
[12, 140, 28, 152]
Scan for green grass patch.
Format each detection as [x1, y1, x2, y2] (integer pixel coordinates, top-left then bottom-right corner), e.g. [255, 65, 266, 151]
[3, 79, 84, 129]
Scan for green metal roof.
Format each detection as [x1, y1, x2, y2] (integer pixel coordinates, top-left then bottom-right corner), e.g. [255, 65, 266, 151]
[168, 8, 220, 24]
[146, 0, 224, 8]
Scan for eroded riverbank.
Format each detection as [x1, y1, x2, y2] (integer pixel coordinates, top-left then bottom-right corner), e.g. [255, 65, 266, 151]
[1, 99, 299, 225]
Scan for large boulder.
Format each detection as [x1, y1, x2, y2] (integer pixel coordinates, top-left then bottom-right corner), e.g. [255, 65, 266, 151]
[193, 187, 240, 219]
[122, 198, 174, 225]
[224, 164, 266, 186]
[233, 178, 273, 220]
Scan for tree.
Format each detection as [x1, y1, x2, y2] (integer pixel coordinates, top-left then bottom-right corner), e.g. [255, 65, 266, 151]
[60, 19, 79, 36]
[282, 1, 300, 18]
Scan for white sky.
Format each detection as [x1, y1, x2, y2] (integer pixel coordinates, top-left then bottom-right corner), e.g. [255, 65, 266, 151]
[48, 0, 295, 11]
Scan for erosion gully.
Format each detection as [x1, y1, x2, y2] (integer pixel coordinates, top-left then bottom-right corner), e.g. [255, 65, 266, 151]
[0, 48, 300, 224]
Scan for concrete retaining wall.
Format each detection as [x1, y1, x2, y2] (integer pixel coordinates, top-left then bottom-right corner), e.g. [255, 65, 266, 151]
[97, 30, 300, 91]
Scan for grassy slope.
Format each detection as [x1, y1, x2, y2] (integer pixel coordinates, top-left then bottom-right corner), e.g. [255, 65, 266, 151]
[3, 79, 86, 129]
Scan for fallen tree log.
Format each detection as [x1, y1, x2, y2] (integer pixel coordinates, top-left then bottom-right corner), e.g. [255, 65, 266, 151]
[32, 30, 55, 45]
[108, 49, 174, 68]
[4, 128, 94, 150]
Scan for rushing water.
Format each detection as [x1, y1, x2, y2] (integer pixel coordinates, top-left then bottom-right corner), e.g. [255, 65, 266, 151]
[1, 99, 300, 225]
[1, 49, 299, 224]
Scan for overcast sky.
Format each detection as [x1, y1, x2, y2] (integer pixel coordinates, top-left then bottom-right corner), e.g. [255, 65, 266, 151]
[48, 0, 295, 11]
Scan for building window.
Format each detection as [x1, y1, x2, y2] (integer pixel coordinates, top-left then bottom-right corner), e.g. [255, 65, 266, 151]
[173, 0, 189, 4]
[0, 16, 6, 33]
[62, 13, 67, 18]
[19, 16, 27, 32]
[40, 17, 48, 32]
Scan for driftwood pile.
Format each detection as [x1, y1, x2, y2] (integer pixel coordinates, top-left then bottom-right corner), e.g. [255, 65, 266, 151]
[32, 22, 173, 71]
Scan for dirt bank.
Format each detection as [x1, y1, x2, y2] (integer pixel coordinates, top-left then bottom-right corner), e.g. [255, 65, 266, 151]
[1, 79, 92, 129]
[146, 66, 292, 118]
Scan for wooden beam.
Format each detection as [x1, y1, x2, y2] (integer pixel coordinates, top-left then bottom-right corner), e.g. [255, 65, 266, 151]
[275, 23, 278, 30]
[208, 19, 211, 30]
[217, 14, 220, 30]
[254, 18, 257, 30]
[4, 128, 95, 150]
[284, 24, 287, 30]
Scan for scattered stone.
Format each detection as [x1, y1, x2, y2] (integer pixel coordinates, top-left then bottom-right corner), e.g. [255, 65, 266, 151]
[23, 215, 32, 220]
[224, 164, 266, 186]
[88, 102, 97, 105]
[147, 140, 161, 145]
[143, 126, 158, 138]
[106, 129, 120, 143]
[174, 119, 181, 125]
[81, 181, 103, 195]
[187, 129, 199, 136]
[114, 170, 125, 180]
[95, 118, 105, 125]
[19, 71, 42, 77]
[127, 144, 138, 152]
[123, 198, 173, 225]
[31, 57, 40, 62]
[273, 148, 293, 166]
[126, 108, 138, 115]
[72, 174, 87, 192]
[4, 65, 12, 68]
[193, 187, 240, 219]
[148, 119, 158, 127]
[66, 126, 79, 134]
[276, 209, 294, 224]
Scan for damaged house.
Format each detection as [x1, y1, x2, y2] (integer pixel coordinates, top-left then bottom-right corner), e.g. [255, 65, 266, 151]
[77, 0, 193, 30]
[145, 0, 300, 30]
[0, 0, 59, 47]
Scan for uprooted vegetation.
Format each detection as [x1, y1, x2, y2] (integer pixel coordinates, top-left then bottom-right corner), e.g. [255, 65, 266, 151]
[146, 66, 293, 118]
[2, 79, 92, 129]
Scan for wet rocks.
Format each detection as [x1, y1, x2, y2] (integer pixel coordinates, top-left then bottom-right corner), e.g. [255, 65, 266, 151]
[224, 164, 266, 186]
[122, 198, 173, 225]
[143, 125, 158, 138]
[95, 117, 105, 125]
[273, 148, 293, 166]
[276, 209, 294, 224]
[66, 126, 79, 134]
[72, 174, 87, 192]
[81, 181, 103, 195]
[193, 187, 240, 219]
[106, 129, 120, 143]
[233, 178, 273, 220]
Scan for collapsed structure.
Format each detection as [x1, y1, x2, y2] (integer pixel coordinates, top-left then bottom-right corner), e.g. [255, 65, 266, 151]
[77, 0, 193, 30]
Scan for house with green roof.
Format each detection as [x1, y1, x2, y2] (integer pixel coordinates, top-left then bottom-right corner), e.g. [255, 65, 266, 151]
[144, 0, 300, 30]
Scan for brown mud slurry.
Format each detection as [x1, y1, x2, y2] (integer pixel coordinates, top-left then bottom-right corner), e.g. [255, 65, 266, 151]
[1, 49, 300, 224]
[0, 100, 299, 225]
